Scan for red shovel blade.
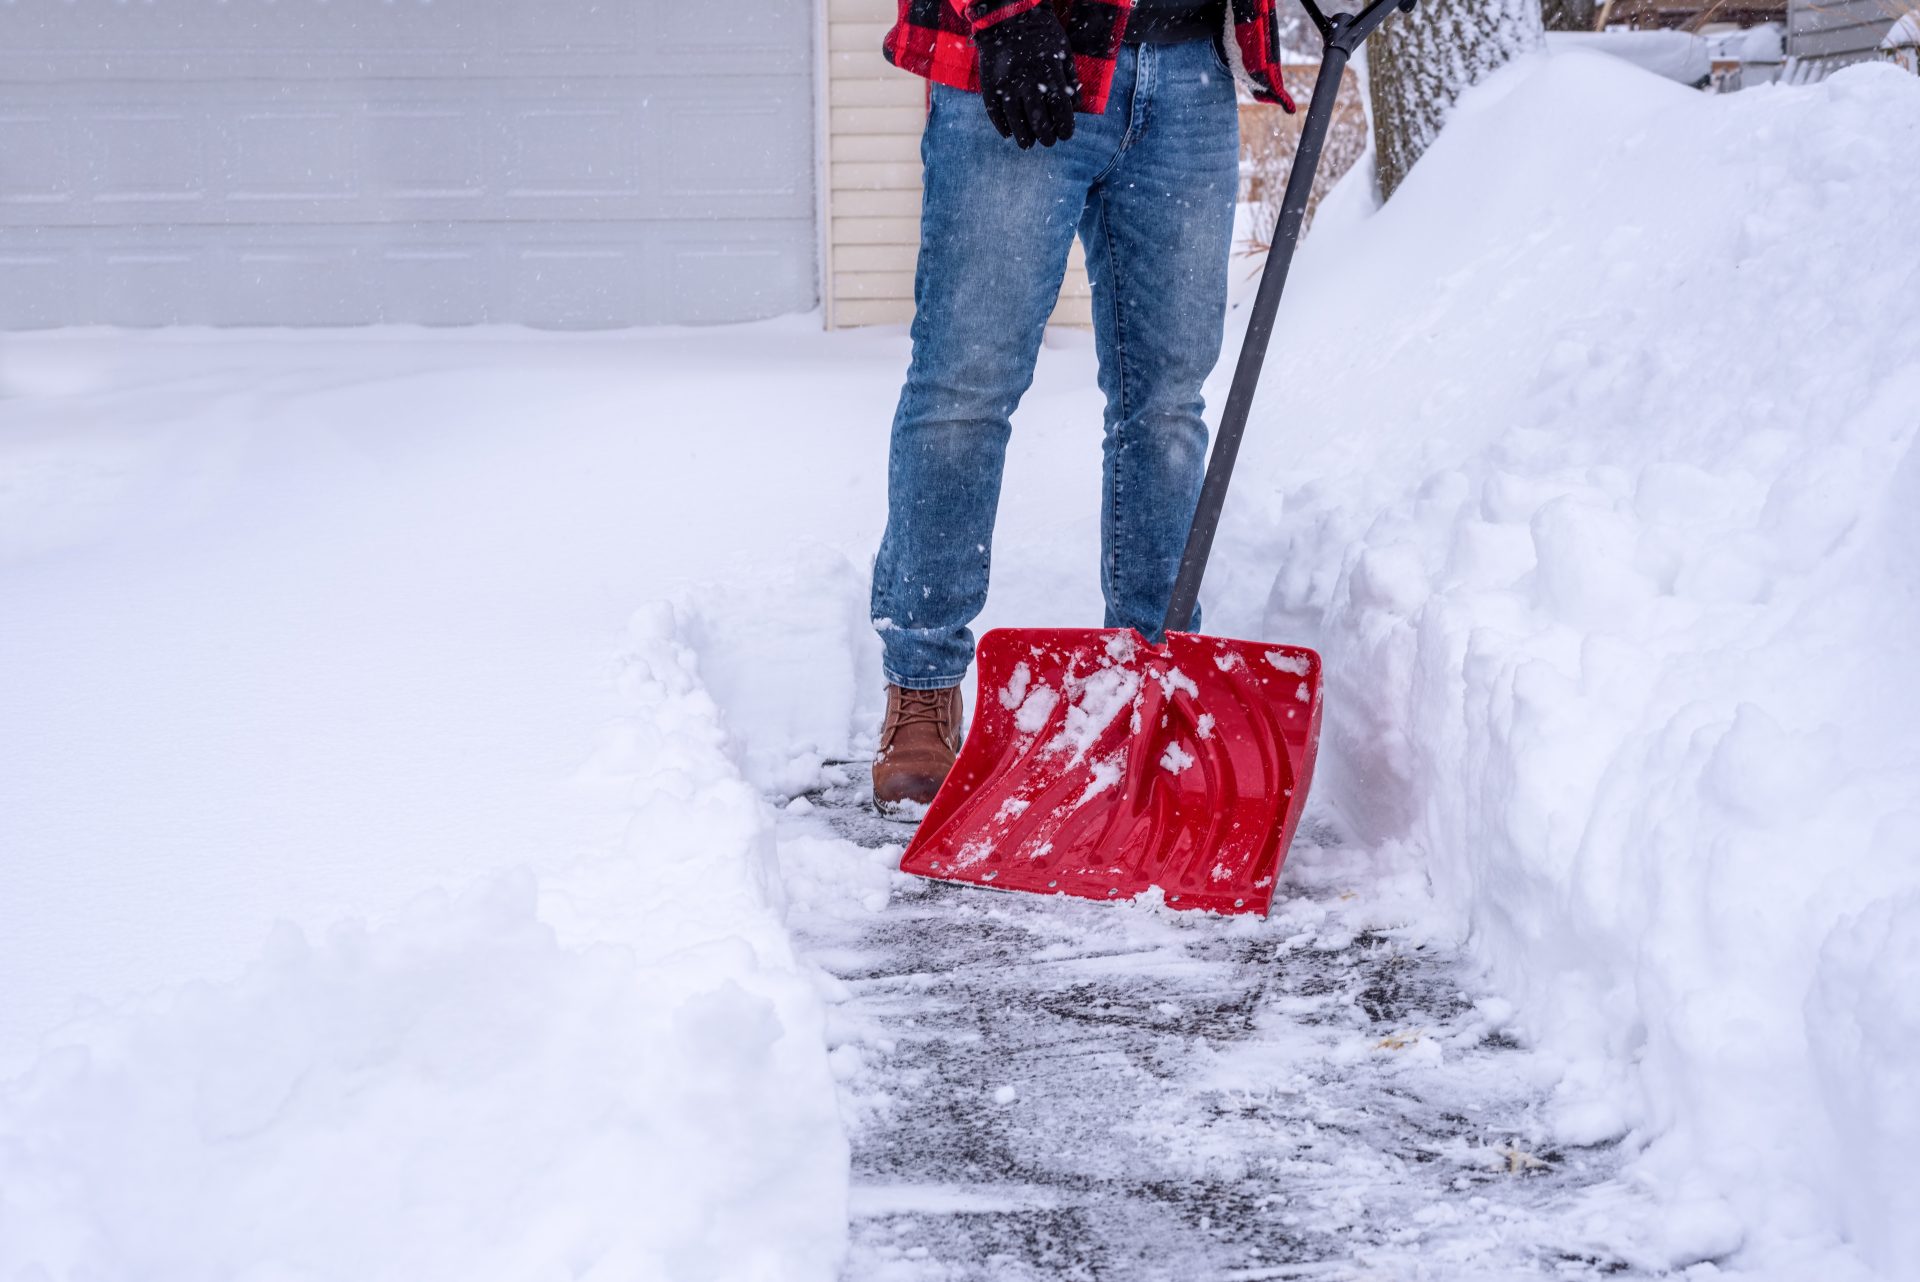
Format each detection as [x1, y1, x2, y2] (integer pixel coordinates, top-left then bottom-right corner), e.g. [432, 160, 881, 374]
[898, 627, 1322, 916]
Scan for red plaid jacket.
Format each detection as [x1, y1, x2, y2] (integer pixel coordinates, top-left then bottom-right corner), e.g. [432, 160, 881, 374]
[884, 0, 1294, 115]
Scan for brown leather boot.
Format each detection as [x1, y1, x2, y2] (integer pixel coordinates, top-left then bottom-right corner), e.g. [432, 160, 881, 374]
[872, 684, 964, 810]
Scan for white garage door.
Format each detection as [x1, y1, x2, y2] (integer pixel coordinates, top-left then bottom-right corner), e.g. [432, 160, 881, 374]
[0, 2, 817, 328]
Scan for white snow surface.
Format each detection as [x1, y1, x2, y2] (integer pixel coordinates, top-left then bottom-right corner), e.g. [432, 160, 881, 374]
[0, 328, 891, 1280]
[0, 603, 849, 1280]
[0, 48, 1915, 1281]
[1546, 30, 1713, 86]
[1211, 55, 1920, 1279]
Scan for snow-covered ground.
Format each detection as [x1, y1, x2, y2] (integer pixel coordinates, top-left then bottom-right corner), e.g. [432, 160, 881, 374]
[0, 326, 885, 1278]
[1, 48, 1916, 1282]
[794, 787, 1668, 1280]
[1214, 54, 1920, 1278]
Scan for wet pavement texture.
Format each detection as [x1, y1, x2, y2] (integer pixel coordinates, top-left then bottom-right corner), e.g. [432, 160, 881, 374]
[787, 765, 1654, 1282]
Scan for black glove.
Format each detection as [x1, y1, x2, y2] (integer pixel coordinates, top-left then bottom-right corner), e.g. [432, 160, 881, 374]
[974, 7, 1079, 149]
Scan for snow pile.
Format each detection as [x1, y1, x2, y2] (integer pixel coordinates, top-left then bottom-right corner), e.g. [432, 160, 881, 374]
[1217, 54, 1920, 1275]
[0, 605, 847, 1282]
[1547, 29, 1712, 85]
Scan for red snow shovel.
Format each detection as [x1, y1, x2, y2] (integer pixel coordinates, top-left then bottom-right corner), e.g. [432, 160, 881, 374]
[898, 0, 1412, 915]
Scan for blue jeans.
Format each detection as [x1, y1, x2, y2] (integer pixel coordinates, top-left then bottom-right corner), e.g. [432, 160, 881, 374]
[872, 38, 1240, 690]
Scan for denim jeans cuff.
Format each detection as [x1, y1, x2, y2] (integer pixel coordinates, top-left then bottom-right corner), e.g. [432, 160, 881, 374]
[883, 669, 967, 692]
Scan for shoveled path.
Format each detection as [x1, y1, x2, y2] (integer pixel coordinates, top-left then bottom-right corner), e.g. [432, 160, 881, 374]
[780, 761, 1657, 1282]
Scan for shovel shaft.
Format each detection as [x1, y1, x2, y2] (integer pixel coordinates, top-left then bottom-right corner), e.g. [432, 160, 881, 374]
[1162, 47, 1349, 636]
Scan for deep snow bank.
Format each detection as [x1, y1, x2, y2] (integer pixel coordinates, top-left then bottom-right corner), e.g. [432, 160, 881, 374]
[0, 606, 847, 1281]
[1215, 54, 1920, 1274]
[0, 306, 1110, 1279]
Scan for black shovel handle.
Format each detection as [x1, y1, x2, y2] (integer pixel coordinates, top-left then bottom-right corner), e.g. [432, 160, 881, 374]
[1161, 0, 1413, 636]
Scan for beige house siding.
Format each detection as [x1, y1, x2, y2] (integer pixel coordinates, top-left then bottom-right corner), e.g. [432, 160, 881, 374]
[823, 0, 1093, 328]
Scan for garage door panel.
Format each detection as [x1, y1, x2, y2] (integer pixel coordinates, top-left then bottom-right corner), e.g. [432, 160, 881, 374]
[643, 77, 815, 218]
[502, 102, 645, 201]
[0, 2, 818, 327]
[95, 247, 217, 327]
[375, 245, 495, 326]
[227, 108, 362, 204]
[0, 109, 73, 208]
[4, 220, 817, 327]
[84, 109, 208, 207]
[649, 0, 814, 76]
[221, 243, 375, 325]
[0, 1, 672, 82]
[504, 244, 648, 328]
[4, 82, 818, 230]
[0, 1, 487, 79]
[366, 107, 487, 203]
[656, 225, 819, 326]
[500, 0, 643, 60]
[0, 247, 74, 327]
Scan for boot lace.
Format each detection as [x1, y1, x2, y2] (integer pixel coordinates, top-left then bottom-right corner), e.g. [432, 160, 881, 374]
[885, 687, 954, 747]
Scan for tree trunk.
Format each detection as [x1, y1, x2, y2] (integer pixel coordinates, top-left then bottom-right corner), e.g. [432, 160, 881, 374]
[1368, 0, 1545, 202]
[1539, 0, 1596, 32]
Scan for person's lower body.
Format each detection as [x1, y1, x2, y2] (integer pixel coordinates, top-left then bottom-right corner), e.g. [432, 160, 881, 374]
[871, 38, 1239, 805]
